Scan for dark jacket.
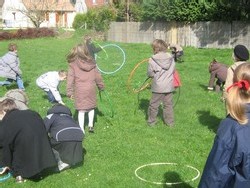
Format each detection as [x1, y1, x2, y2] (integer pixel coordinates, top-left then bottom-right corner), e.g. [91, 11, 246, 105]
[0, 109, 57, 178]
[44, 104, 84, 142]
[199, 104, 250, 188]
[86, 41, 102, 60]
[208, 60, 228, 88]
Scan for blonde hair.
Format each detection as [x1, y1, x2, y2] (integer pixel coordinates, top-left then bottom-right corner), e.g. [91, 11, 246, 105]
[59, 70, 67, 77]
[0, 98, 17, 114]
[227, 63, 250, 124]
[67, 43, 93, 63]
[151, 39, 168, 54]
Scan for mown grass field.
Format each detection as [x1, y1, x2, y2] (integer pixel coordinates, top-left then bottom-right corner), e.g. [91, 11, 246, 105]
[0, 31, 233, 188]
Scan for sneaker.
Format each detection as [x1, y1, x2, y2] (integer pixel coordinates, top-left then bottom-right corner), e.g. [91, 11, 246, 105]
[89, 127, 94, 133]
[147, 121, 156, 127]
[16, 176, 26, 183]
[58, 162, 70, 171]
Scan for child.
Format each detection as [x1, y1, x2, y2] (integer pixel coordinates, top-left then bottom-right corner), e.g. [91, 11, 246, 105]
[147, 39, 175, 127]
[2, 89, 29, 110]
[84, 35, 102, 61]
[199, 63, 250, 188]
[169, 43, 184, 62]
[207, 59, 228, 92]
[43, 104, 84, 171]
[0, 43, 25, 90]
[0, 98, 57, 183]
[222, 44, 249, 100]
[36, 70, 67, 105]
[66, 43, 105, 133]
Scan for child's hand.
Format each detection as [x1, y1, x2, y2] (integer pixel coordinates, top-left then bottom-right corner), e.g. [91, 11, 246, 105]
[59, 101, 65, 105]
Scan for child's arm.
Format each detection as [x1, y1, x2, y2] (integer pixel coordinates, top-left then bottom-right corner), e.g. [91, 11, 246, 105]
[95, 68, 105, 90]
[90, 43, 102, 54]
[66, 65, 75, 98]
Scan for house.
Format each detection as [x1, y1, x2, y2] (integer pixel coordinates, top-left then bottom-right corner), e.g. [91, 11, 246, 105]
[0, 0, 107, 28]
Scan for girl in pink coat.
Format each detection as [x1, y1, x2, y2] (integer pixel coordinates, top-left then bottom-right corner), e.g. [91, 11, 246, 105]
[66, 43, 105, 133]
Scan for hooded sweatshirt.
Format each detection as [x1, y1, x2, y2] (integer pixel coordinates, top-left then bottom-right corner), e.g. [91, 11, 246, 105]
[44, 104, 84, 142]
[67, 59, 105, 110]
[147, 52, 175, 93]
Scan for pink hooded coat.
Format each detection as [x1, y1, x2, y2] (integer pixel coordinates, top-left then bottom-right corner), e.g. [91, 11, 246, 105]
[67, 59, 105, 111]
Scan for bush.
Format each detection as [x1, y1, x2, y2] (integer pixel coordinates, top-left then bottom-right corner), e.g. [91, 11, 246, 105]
[0, 28, 56, 41]
[73, 6, 116, 32]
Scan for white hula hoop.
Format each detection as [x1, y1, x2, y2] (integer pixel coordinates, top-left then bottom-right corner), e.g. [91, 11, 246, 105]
[134, 162, 200, 185]
[95, 44, 126, 75]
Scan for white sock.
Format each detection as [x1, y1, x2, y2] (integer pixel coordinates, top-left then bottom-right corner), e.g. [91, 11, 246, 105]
[88, 109, 94, 128]
[78, 111, 85, 133]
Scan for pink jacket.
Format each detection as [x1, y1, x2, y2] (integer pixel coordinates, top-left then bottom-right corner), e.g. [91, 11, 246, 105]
[67, 59, 105, 111]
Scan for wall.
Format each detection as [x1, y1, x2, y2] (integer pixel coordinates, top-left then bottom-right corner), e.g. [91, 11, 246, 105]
[107, 21, 250, 49]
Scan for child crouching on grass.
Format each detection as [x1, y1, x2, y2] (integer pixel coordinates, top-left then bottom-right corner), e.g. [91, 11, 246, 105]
[199, 63, 250, 188]
[66, 43, 105, 133]
[147, 39, 175, 127]
[43, 104, 84, 171]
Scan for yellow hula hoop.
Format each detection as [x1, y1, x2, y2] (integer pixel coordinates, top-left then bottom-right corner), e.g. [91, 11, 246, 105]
[127, 58, 151, 93]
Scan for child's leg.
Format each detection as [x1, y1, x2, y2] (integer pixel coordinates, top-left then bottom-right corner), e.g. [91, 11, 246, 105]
[16, 76, 25, 90]
[162, 93, 174, 126]
[78, 110, 85, 133]
[147, 93, 162, 125]
[88, 109, 95, 128]
[0, 78, 13, 86]
[46, 90, 56, 103]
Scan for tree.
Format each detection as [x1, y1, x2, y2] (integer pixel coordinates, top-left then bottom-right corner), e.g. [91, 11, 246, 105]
[17, 0, 57, 28]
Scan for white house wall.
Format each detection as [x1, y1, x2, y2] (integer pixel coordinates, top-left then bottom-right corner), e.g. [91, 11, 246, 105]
[2, 0, 77, 28]
[2, 0, 33, 28]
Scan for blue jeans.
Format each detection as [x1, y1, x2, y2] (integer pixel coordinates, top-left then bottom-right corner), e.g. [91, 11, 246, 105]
[0, 76, 25, 90]
[46, 90, 56, 103]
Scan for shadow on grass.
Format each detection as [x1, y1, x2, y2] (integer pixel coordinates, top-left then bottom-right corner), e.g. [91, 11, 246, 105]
[197, 110, 222, 133]
[30, 147, 87, 182]
[163, 171, 193, 188]
[137, 98, 149, 119]
[199, 83, 209, 91]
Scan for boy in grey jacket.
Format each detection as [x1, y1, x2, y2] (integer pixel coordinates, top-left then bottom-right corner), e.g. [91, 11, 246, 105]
[147, 39, 175, 127]
[0, 43, 25, 90]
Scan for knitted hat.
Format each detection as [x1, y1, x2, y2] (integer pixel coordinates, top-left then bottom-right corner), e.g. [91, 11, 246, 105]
[234, 45, 249, 61]
[0, 89, 28, 110]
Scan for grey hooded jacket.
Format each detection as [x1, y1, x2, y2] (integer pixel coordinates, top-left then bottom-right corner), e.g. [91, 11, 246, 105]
[147, 52, 175, 93]
[0, 51, 21, 80]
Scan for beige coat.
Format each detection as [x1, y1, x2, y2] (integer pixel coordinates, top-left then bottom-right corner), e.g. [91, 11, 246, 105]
[223, 61, 246, 99]
[67, 59, 105, 111]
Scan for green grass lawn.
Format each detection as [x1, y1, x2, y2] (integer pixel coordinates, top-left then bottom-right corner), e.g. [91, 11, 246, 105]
[0, 32, 233, 187]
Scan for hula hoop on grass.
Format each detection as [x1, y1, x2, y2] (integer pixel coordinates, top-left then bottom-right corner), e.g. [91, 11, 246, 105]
[134, 162, 200, 185]
[0, 167, 11, 182]
[95, 43, 126, 75]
